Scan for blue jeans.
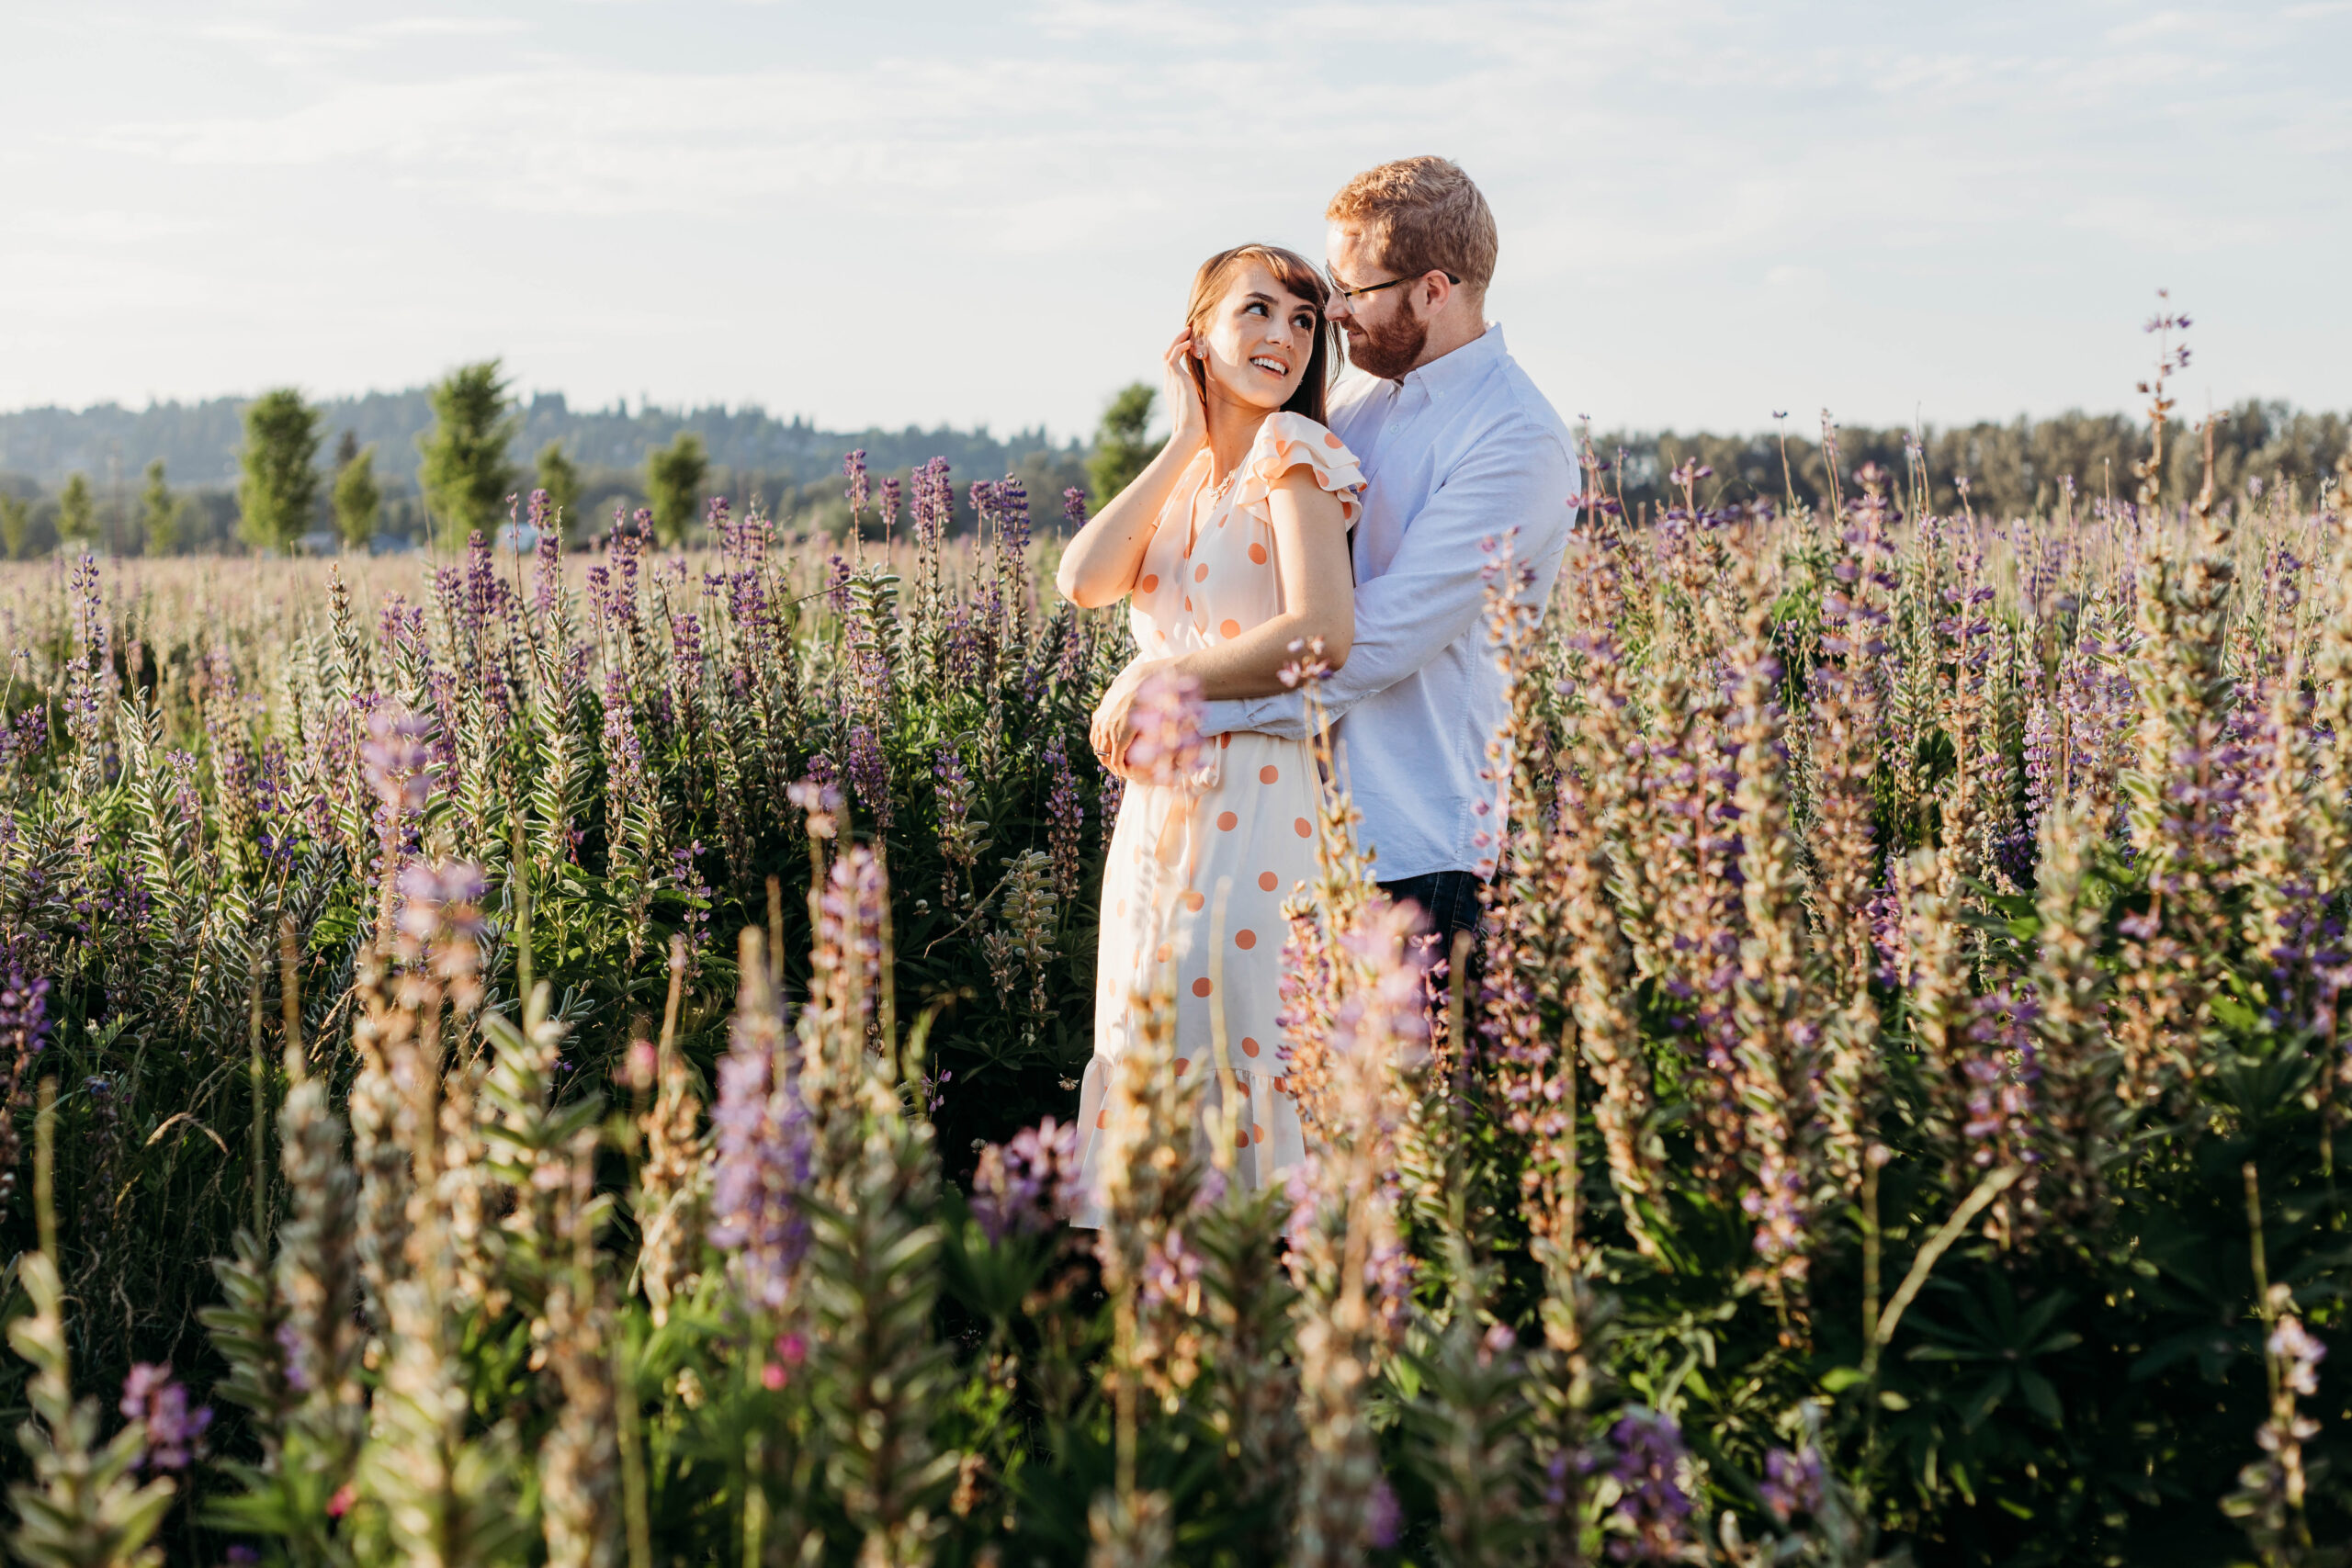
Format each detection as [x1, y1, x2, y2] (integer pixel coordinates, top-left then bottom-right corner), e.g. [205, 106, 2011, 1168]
[1379, 870, 1486, 953]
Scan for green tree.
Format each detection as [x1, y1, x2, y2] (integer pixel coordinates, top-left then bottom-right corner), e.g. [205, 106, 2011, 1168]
[418, 360, 517, 548]
[1087, 382, 1164, 504]
[645, 432, 708, 546]
[535, 440, 582, 533]
[0, 494, 27, 561]
[140, 459, 178, 557]
[333, 442, 381, 550]
[57, 474, 96, 550]
[238, 389, 323, 552]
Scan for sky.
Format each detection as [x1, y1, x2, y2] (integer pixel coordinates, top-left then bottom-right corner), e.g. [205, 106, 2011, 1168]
[3, 0, 2347, 442]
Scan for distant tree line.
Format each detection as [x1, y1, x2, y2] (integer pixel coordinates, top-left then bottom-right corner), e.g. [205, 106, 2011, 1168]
[0, 367, 1098, 558]
[0, 378, 2341, 558]
[0, 384, 1083, 491]
[1592, 402, 2351, 523]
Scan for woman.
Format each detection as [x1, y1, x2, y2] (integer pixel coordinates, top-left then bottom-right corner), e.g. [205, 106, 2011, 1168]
[1055, 244, 1364, 1219]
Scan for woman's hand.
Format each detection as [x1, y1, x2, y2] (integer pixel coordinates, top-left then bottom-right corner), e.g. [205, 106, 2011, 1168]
[1054, 329, 1210, 611]
[1161, 330, 1209, 456]
[1089, 657, 1169, 778]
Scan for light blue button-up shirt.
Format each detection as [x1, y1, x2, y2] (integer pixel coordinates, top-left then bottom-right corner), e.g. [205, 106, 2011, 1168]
[1200, 323, 1580, 883]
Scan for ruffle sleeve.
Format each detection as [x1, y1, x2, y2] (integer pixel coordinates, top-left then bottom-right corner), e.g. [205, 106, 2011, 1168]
[1228, 412, 1365, 531]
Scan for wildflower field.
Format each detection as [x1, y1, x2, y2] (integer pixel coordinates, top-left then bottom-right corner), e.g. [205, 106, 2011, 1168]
[1, 391, 2350, 1568]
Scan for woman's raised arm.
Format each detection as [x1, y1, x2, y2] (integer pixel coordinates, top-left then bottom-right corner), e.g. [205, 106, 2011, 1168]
[1055, 332, 1208, 608]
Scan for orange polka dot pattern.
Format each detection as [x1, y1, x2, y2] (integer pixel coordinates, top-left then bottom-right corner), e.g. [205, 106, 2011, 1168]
[1069, 412, 1366, 1227]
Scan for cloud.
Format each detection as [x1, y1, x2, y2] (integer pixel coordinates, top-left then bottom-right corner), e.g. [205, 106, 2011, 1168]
[5, 0, 2346, 428]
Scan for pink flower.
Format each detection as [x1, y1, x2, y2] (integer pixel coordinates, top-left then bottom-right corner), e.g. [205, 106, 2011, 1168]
[1122, 669, 1206, 786]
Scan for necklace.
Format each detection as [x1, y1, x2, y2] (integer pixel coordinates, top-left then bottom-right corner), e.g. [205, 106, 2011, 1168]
[1184, 461, 1237, 558]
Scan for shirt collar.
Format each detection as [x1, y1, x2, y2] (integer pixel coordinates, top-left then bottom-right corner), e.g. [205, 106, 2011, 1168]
[1398, 321, 1505, 406]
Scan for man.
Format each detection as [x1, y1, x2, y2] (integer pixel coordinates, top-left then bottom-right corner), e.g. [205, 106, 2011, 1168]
[1198, 155, 1582, 946]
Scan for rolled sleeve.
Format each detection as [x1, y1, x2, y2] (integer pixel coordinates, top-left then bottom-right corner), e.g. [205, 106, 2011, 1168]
[1199, 423, 1577, 741]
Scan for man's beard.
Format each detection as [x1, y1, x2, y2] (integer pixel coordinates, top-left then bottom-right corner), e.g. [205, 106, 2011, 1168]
[1346, 306, 1429, 380]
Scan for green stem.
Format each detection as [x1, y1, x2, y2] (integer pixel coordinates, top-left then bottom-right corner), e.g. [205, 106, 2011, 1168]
[248, 945, 268, 1240]
[2245, 1161, 2280, 1408]
[616, 1326, 652, 1568]
[35, 1076, 55, 1261]
[1863, 1163, 2023, 1378]
[1860, 1149, 1883, 1351]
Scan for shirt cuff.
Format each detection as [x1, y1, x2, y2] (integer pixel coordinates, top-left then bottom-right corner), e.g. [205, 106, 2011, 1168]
[1199, 697, 1257, 737]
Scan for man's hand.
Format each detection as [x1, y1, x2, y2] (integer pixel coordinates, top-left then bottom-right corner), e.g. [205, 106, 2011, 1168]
[1090, 656, 1173, 779]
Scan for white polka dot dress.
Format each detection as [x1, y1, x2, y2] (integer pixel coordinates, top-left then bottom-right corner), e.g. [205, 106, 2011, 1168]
[1072, 412, 1364, 1225]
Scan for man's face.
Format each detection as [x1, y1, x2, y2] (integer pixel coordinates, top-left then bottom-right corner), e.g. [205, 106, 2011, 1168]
[1325, 222, 1428, 381]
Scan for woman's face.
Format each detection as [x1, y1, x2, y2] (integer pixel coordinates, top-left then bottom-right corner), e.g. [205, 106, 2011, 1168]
[1193, 261, 1319, 413]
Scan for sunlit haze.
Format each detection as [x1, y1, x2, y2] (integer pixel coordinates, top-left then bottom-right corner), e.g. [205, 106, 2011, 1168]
[5, 0, 2347, 438]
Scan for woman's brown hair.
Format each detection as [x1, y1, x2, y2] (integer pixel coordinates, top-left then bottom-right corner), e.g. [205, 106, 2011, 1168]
[1183, 243, 1335, 426]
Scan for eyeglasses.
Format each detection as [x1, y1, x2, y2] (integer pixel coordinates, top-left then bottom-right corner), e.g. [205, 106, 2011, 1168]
[1325, 267, 1461, 305]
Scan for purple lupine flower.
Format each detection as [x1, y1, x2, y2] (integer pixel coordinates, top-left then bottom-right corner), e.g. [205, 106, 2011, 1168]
[707, 1010, 813, 1311]
[1758, 1438, 1825, 1523]
[843, 723, 891, 832]
[1137, 1226, 1202, 1313]
[809, 846, 889, 1018]
[959, 1114, 1077, 1250]
[433, 565, 470, 661]
[1363, 1238, 1416, 1335]
[826, 555, 853, 616]
[1043, 735, 1085, 898]
[0, 707, 44, 773]
[532, 525, 564, 623]
[996, 474, 1031, 555]
[360, 705, 436, 818]
[788, 773, 842, 840]
[1331, 898, 1433, 1063]
[1759, 1444, 1825, 1524]
[910, 458, 947, 550]
[728, 560, 775, 667]
[672, 840, 712, 960]
[672, 611, 706, 711]
[164, 749, 201, 832]
[377, 592, 425, 656]
[968, 1123, 1077, 1241]
[842, 449, 869, 521]
[1742, 1156, 1808, 1265]
[65, 556, 104, 750]
[1962, 987, 2040, 1169]
[1606, 1409, 1696, 1562]
[274, 1319, 311, 1394]
[879, 476, 901, 536]
[2271, 1315, 2327, 1396]
[397, 864, 489, 987]
[1282, 1153, 1322, 1234]
[1365, 1478, 1403, 1550]
[119, 1363, 211, 1471]
[1062, 487, 1090, 531]
[602, 669, 647, 806]
[942, 604, 984, 686]
[0, 967, 51, 1062]
[254, 736, 299, 864]
[463, 534, 500, 647]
